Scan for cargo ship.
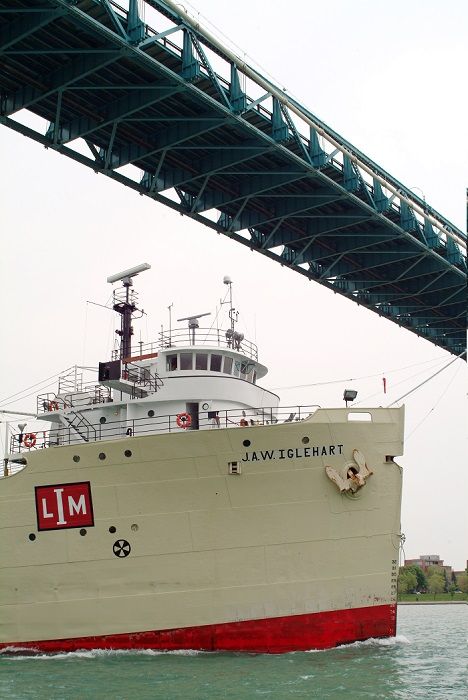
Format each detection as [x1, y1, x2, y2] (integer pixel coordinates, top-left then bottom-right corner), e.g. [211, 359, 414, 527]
[0, 264, 404, 653]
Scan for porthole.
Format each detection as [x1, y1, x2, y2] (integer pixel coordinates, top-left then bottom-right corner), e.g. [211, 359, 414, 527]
[131, 523, 139, 532]
[243, 439, 251, 447]
[109, 526, 116, 534]
[124, 450, 132, 458]
[28, 533, 36, 541]
[148, 410, 155, 418]
[99, 452, 106, 460]
[302, 437, 310, 444]
[73, 455, 80, 463]
[100, 416, 107, 424]
[79, 529, 87, 536]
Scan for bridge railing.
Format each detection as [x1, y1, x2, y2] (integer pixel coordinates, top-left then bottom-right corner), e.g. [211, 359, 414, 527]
[137, 0, 465, 254]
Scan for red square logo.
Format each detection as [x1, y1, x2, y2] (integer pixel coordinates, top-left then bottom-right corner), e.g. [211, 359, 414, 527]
[35, 482, 94, 531]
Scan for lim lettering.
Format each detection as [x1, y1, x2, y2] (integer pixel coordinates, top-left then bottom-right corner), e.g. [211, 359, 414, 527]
[241, 445, 343, 462]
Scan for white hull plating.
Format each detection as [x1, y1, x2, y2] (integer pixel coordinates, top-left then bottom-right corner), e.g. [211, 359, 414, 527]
[0, 407, 403, 650]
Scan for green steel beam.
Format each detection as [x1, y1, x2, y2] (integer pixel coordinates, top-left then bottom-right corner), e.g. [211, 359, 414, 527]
[2, 50, 121, 115]
[192, 171, 330, 212]
[0, 6, 65, 52]
[57, 84, 183, 143]
[100, 0, 127, 40]
[150, 142, 274, 192]
[109, 114, 230, 168]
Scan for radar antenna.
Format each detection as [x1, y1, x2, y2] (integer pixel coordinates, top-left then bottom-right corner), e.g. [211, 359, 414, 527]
[177, 312, 211, 345]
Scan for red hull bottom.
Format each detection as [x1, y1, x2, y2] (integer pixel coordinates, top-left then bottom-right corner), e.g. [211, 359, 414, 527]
[2, 604, 396, 654]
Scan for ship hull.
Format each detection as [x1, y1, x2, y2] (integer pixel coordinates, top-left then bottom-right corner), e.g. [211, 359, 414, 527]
[0, 408, 404, 652]
[2, 604, 395, 653]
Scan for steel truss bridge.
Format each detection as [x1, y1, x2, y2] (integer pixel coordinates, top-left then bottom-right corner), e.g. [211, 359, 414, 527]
[1, 0, 466, 355]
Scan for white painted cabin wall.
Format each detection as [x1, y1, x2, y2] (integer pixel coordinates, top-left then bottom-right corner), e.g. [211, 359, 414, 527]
[148, 375, 277, 407]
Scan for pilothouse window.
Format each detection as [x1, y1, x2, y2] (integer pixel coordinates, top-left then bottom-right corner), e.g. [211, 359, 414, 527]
[196, 353, 208, 370]
[210, 354, 222, 372]
[239, 361, 255, 382]
[180, 353, 193, 370]
[166, 354, 178, 371]
[223, 356, 233, 374]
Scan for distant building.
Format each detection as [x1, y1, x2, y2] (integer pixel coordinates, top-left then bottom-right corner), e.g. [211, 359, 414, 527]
[404, 554, 457, 581]
[405, 554, 444, 569]
[404, 556, 468, 588]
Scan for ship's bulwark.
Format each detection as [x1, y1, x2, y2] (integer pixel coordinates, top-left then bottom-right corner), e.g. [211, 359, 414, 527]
[0, 408, 404, 652]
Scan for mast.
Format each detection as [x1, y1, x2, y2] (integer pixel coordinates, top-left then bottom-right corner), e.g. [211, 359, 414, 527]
[222, 276, 241, 349]
[107, 263, 151, 361]
[113, 277, 136, 360]
[223, 275, 238, 334]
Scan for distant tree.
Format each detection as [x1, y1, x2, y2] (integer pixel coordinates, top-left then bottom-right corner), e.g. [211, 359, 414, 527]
[398, 570, 417, 594]
[456, 573, 468, 594]
[426, 566, 447, 591]
[448, 583, 457, 599]
[427, 573, 445, 597]
[405, 565, 427, 592]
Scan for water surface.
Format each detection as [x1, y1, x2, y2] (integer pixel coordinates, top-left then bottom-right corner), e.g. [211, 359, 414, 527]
[1, 605, 466, 699]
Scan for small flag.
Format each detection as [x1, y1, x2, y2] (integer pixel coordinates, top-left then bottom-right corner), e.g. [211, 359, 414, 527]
[383, 377, 387, 394]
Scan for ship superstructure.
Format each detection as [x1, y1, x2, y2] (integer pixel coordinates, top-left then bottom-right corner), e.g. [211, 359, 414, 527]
[0, 265, 404, 653]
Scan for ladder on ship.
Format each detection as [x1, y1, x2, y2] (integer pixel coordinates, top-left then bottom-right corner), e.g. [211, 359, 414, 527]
[60, 411, 97, 443]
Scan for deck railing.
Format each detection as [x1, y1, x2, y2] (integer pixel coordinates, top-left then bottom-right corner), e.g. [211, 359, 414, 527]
[9, 405, 320, 454]
[37, 385, 112, 414]
[112, 327, 258, 361]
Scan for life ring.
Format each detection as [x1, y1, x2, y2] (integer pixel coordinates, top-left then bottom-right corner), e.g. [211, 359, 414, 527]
[239, 418, 248, 427]
[176, 412, 192, 429]
[48, 400, 59, 411]
[23, 433, 36, 448]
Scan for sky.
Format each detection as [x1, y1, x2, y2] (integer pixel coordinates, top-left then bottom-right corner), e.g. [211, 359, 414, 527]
[1, 0, 467, 569]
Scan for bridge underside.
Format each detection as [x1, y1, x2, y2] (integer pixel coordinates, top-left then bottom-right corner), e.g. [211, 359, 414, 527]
[1, 0, 466, 355]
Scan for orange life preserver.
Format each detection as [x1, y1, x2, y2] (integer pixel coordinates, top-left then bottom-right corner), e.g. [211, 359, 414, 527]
[48, 400, 59, 411]
[176, 412, 192, 429]
[23, 433, 37, 448]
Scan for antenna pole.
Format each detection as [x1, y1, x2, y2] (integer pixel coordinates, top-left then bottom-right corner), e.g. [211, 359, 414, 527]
[221, 276, 239, 347]
[226, 280, 238, 333]
[229, 280, 234, 334]
[168, 303, 173, 346]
